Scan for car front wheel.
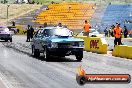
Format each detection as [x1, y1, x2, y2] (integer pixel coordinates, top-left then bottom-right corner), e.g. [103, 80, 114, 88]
[5, 39, 8, 42]
[43, 46, 50, 61]
[32, 46, 40, 57]
[76, 55, 82, 61]
[76, 51, 83, 61]
[10, 38, 12, 42]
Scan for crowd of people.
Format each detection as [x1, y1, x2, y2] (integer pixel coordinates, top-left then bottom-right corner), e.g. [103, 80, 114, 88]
[25, 22, 65, 42]
[103, 23, 131, 46]
[12, 19, 130, 47]
[104, 25, 129, 38]
[26, 25, 34, 42]
[82, 20, 130, 46]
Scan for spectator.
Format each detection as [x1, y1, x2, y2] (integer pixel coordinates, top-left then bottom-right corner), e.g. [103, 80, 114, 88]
[68, 6, 71, 12]
[51, 1, 54, 4]
[58, 23, 62, 27]
[83, 20, 91, 36]
[44, 22, 47, 27]
[12, 21, 15, 26]
[104, 27, 108, 37]
[16, 0, 18, 3]
[32, 1, 35, 4]
[1, 1, 3, 3]
[4, 0, 8, 4]
[111, 25, 115, 37]
[46, 7, 49, 10]
[17, 29, 19, 33]
[39, 26, 43, 29]
[108, 28, 111, 37]
[113, 23, 123, 46]
[26, 25, 31, 42]
[37, 2, 39, 4]
[109, 2, 111, 5]
[123, 26, 128, 38]
[30, 26, 34, 39]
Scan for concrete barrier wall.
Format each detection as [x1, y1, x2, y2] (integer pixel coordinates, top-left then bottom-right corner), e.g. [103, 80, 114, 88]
[112, 45, 132, 59]
[9, 25, 26, 35]
[75, 36, 108, 54]
[15, 25, 26, 35]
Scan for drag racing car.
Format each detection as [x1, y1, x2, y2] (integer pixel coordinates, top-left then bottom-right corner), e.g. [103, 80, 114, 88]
[0, 26, 13, 42]
[31, 27, 84, 61]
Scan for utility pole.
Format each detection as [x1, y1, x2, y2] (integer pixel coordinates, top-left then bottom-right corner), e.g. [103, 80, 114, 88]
[7, 4, 10, 25]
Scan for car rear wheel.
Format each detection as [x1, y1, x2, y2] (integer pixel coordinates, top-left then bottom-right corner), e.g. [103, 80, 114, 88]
[32, 46, 40, 57]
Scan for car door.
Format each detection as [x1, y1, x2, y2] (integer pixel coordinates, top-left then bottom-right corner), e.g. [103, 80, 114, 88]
[38, 29, 48, 51]
[33, 30, 44, 50]
[39, 29, 49, 48]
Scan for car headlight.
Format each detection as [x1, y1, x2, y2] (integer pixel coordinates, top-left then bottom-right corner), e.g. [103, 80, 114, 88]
[79, 42, 84, 47]
[51, 42, 58, 48]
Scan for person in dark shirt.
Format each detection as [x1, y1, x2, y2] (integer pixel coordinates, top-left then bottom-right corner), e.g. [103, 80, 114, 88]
[58, 23, 62, 27]
[26, 25, 31, 42]
[30, 26, 34, 39]
[111, 25, 115, 37]
[123, 26, 128, 38]
[104, 27, 108, 37]
[12, 21, 15, 26]
[44, 22, 47, 27]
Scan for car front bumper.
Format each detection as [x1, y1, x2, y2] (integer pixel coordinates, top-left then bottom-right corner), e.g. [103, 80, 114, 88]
[48, 48, 83, 56]
[0, 34, 12, 40]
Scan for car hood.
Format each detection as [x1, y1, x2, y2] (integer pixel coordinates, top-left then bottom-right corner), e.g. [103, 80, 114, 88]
[49, 37, 84, 43]
[0, 31, 10, 34]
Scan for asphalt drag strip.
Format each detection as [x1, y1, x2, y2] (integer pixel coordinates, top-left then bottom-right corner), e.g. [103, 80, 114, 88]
[0, 35, 132, 88]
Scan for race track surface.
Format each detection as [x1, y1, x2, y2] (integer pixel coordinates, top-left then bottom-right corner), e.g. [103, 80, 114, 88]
[0, 35, 131, 88]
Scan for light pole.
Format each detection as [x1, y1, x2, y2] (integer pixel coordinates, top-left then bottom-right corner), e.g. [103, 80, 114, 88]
[7, 4, 10, 25]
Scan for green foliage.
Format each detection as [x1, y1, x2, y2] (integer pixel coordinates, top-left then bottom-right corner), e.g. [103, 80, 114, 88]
[0, 0, 131, 4]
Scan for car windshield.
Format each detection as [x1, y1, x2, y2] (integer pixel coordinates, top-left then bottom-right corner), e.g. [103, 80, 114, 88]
[42, 28, 73, 37]
[0, 27, 9, 32]
[0, 28, 4, 31]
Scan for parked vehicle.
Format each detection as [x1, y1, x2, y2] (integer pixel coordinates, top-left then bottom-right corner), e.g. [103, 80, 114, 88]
[0, 26, 13, 42]
[77, 28, 104, 37]
[31, 27, 84, 61]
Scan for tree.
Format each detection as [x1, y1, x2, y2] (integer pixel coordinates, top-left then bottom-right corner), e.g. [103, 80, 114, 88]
[4, 0, 8, 4]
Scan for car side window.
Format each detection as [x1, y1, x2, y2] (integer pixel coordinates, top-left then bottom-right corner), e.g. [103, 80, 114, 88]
[42, 29, 52, 37]
[43, 30, 49, 37]
[34, 30, 43, 38]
